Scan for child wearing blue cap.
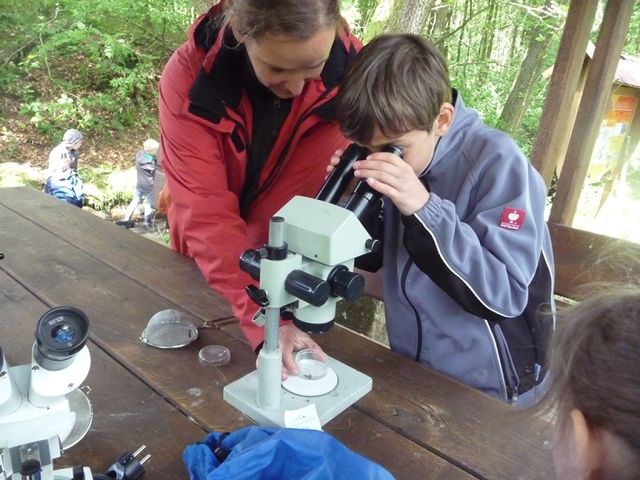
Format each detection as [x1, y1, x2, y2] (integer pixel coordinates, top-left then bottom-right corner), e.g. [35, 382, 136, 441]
[44, 129, 84, 207]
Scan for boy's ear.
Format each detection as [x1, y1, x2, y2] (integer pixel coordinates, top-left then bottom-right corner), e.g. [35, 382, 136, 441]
[434, 103, 454, 137]
[570, 408, 604, 479]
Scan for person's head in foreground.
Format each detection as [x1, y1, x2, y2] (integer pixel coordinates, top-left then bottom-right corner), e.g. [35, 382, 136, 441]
[336, 33, 453, 175]
[542, 285, 640, 479]
[225, 0, 343, 99]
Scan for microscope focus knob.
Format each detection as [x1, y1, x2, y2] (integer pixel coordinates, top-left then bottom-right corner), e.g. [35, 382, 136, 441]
[246, 284, 269, 307]
[328, 265, 365, 302]
[365, 238, 381, 252]
[239, 249, 263, 281]
[285, 270, 330, 307]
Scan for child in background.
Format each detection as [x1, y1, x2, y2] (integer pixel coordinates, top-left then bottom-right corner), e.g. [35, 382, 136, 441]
[47, 128, 83, 174]
[123, 138, 159, 228]
[44, 128, 84, 207]
[542, 286, 640, 479]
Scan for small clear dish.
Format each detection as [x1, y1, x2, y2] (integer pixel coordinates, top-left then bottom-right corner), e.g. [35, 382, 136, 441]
[198, 345, 231, 366]
[295, 348, 328, 380]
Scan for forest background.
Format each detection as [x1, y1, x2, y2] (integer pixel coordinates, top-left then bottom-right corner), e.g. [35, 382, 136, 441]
[2, 0, 640, 238]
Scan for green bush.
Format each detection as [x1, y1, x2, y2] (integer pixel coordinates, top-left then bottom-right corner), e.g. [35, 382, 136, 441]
[1, 0, 194, 145]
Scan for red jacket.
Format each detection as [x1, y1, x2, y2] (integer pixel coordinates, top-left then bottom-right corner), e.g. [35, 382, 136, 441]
[159, 5, 361, 349]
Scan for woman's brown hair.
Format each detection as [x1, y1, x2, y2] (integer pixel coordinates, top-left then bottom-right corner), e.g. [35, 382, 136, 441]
[224, 0, 341, 41]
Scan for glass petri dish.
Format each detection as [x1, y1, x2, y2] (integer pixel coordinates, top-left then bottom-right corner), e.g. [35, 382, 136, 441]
[295, 348, 328, 380]
[198, 345, 231, 366]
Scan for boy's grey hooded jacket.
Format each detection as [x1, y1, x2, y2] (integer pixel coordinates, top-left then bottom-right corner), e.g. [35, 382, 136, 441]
[366, 92, 555, 402]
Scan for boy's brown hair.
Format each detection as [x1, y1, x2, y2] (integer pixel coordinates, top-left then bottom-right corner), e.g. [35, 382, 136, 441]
[337, 34, 451, 145]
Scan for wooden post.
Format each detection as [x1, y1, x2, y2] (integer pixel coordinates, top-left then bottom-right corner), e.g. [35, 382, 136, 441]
[549, 0, 635, 225]
[530, 0, 598, 187]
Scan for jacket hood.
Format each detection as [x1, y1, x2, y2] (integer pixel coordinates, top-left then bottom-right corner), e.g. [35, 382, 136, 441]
[424, 90, 483, 175]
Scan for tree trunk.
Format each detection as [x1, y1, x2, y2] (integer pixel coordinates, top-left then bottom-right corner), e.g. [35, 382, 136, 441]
[456, 0, 472, 64]
[499, 16, 555, 135]
[431, 0, 452, 58]
[479, 0, 498, 60]
[387, 0, 436, 34]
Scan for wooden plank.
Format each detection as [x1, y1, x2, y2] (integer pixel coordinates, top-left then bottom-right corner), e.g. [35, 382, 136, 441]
[0, 186, 232, 323]
[324, 329, 553, 480]
[0, 271, 207, 478]
[359, 268, 384, 300]
[530, 0, 598, 186]
[549, 222, 640, 299]
[549, 0, 636, 224]
[219, 323, 554, 480]
[0, 201, 254, 431]
[0, 201, 475, 479]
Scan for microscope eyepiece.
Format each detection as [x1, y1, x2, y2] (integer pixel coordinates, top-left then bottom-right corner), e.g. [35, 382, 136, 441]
[316, 144, 369, 204]
[34, 306, 90, 371]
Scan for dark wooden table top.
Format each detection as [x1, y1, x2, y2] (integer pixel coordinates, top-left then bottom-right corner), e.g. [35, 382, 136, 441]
[0, 187, 554, 479]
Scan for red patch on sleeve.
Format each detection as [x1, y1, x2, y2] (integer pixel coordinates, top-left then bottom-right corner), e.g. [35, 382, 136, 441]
[499, 208, 526, 231]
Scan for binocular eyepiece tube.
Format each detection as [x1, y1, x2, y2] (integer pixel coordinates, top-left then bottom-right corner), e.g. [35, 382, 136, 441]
[316, 143, 402, 228]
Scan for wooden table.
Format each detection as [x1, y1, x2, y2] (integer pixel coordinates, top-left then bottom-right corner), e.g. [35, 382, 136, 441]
[0, 187, 554, 479]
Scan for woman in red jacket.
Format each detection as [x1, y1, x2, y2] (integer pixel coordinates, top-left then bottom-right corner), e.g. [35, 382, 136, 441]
[159, 0, 361, 376]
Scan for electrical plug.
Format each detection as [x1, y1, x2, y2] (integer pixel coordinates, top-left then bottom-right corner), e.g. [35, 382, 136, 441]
[105, 445, 150, 480]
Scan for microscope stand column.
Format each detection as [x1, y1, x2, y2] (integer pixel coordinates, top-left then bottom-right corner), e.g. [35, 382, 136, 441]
[256, 306, 281, 410]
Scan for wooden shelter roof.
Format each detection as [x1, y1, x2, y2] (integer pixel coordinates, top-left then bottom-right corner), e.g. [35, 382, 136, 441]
[543, 42, 640, 89]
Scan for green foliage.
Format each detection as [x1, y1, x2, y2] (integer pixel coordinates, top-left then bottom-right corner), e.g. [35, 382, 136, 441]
[625, 1, 640, 57]
[79, 164, 134, 213]
[0, 0, 195, 144]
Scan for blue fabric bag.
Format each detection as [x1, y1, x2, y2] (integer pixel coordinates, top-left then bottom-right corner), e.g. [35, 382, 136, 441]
[183, 426, 395, 480]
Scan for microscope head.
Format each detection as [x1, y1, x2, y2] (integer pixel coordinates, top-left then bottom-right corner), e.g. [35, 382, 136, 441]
[240, 196, 376, 334]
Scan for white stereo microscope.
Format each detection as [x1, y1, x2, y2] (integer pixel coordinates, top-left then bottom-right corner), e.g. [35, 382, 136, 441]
[0, 307, 93, 480]
[224, 144, 397, 427]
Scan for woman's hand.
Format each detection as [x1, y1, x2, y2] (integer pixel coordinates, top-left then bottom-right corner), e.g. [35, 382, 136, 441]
[278, 323, 325, 380]
[326, 148, 344, 175]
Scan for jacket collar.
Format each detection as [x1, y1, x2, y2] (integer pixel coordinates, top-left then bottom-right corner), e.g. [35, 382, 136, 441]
[423, 89, 478, 176]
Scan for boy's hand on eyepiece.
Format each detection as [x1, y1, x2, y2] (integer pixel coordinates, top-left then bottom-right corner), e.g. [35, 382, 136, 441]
[354, 151, 430, 216]
[278, 323, 325, 380]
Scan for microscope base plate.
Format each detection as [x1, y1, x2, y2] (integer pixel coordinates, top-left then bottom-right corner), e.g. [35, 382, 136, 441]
[223, 356, 372, 427]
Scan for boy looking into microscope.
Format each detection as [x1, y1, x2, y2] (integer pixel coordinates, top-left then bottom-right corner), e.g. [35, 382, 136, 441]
[328, 34, 555, 405]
